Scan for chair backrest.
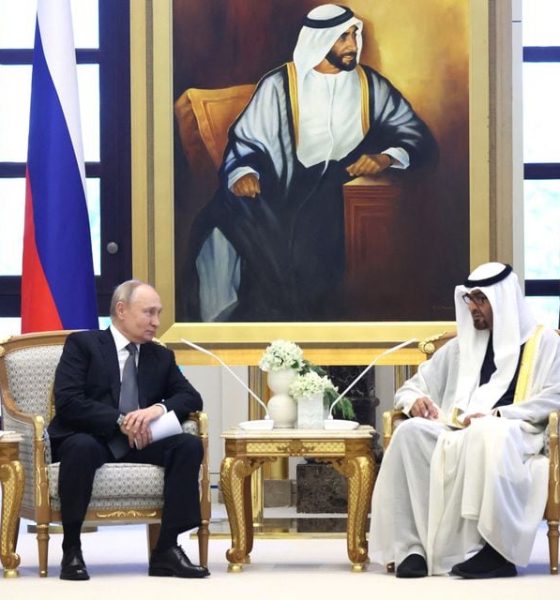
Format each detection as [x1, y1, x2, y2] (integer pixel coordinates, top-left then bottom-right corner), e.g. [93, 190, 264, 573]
[0, 331, 71, 422]
[174, 84, 255, 170]
[420, 329, 560, 360]
[419, 331, 456, 359]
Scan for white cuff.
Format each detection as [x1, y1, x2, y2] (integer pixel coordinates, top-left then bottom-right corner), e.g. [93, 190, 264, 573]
[382, 147, 410, 170]
[228, 166, 259, 191]
[155, 402, 167, 415]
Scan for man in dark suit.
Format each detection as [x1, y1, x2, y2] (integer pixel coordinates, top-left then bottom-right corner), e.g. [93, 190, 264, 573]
[49, 280, 209, 580]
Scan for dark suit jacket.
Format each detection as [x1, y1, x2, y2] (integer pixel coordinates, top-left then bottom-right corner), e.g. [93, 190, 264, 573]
[48, 328, 203, 441]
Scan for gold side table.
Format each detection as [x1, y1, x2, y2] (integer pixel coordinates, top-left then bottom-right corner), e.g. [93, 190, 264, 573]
[0, 436, 24, 578]
[220, 426, 375, 572]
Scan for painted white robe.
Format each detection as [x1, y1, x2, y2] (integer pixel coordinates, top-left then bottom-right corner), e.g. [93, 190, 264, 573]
[370, 327, 560, 574]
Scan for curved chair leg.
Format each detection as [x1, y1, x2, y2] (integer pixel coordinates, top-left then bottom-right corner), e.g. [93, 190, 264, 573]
[36, 523, 50, 577]
[13, 517, 20, 549]
[547, 518, 559, 574]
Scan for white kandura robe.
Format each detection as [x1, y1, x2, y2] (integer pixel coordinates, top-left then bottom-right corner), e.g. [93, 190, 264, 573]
[370, 327, 560, 575]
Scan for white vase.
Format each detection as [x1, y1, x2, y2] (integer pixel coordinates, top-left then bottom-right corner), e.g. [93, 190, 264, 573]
[267, 393, 297, 428]
[267, 368, 298, 394]
[297, 392, 325, 429]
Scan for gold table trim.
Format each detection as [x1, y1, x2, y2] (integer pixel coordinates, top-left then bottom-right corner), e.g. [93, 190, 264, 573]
[0, 440, 24, 578]
[220, 427, 375, 572]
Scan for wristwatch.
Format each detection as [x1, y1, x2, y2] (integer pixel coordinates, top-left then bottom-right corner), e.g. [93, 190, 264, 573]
[116, 413, 126, 428]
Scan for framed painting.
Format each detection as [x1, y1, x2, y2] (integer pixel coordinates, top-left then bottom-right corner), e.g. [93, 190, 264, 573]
[130, 0, 496, 365]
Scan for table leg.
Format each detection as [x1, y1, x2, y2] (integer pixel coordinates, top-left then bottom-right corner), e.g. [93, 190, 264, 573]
[334, 455, 375, 572]
[0, 461, 24, 578]
[243, 474, 254, 557]
[220, 457, 263, 572]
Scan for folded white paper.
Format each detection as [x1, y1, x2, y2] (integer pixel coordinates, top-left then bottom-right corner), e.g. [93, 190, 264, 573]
[149, 410, 183, 442]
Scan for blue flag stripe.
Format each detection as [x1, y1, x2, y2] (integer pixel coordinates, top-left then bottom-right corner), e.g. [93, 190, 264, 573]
[26, 22, 97, 329]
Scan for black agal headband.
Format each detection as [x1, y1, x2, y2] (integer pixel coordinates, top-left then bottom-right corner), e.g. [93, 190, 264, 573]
[464, 263, 513, 288]
[303, 6, 354, 29]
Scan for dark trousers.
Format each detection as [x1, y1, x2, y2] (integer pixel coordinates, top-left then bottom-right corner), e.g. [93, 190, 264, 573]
[51, 432, 203, 535]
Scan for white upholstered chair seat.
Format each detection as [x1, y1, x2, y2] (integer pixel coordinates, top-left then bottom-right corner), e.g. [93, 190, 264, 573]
[47, 463, 165, 512]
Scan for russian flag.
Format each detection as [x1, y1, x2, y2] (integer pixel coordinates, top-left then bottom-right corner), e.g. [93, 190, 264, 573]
[21, 0, 98, 333]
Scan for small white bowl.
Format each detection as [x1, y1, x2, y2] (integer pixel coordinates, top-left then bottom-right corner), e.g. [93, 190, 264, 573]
[323, 419, 359, 431]
[238, 419, 275, 431]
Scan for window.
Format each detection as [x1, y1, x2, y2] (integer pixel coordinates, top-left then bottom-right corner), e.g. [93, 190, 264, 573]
[0, 0, 131, 332]
[522, 0, 560, 326]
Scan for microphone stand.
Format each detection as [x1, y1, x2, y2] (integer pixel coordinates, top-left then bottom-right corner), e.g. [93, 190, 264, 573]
[327, 338, 418, 421]
[182, 339, 272, 423]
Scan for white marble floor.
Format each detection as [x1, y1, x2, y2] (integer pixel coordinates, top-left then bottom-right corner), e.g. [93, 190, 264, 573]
[3, 513, 559, 600]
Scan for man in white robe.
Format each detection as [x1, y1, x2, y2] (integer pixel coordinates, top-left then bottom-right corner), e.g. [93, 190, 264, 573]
[370, 262, 560, 578]
[185, 4, 435, 322]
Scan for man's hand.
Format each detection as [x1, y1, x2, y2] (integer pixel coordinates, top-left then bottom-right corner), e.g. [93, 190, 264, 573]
[409, 396, 439, 420]
[231, 173, 261, 198]
[346, 153, 393, 178]
[120, 405, 165, 450]
[462, 413, 487, 427]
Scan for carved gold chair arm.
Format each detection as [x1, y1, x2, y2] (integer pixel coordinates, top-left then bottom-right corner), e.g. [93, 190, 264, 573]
[382, 410, 408, 450]
[187, 411, 208, 436]
[418, 331, 454, 358]
[547, 410, 560, 522]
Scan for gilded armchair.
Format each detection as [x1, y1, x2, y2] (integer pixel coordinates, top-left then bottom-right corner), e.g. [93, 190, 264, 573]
[0, 331, 211, 576]
[382, 332, 560, 575]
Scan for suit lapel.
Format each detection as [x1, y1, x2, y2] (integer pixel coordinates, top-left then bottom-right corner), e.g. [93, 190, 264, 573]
[100, 328, 121, 407]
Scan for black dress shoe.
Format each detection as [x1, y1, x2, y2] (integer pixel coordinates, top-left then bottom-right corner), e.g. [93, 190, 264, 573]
[149, 545, 210, 578]
[450, 543, 517, 579]
[60, 546, 90, 581]
[451, 562, 517, 579]
[396, 553, 428, 578]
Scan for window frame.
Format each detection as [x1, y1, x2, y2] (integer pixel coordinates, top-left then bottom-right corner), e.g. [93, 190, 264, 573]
[0, 0, 131, 318]
[522, 44, 560, 324]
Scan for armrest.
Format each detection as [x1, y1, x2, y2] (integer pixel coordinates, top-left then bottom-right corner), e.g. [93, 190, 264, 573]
[419, 331, 455, 359]
[546, 410, 559, 521]
[183, 411, 209, 437]
[548, 410, 559, 449]
[2, 396, 51, 513]
[382, 410, 407, 450]
[184, 411, 210, 519]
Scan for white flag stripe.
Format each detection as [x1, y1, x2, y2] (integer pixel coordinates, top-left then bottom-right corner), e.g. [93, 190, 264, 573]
[36, 0, 86, 191]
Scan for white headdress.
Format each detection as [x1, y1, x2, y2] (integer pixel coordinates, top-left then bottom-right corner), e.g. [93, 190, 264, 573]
[453, 262, 537, 415]
[293, 4, 363, 85]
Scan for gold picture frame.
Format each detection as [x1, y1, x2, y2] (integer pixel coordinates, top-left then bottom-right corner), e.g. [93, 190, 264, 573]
[129, 1, 505, 365]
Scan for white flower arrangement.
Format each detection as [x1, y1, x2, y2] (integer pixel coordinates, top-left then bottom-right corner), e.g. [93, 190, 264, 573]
[259, 339, 304, 372]
[288, 370, 338, 400]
